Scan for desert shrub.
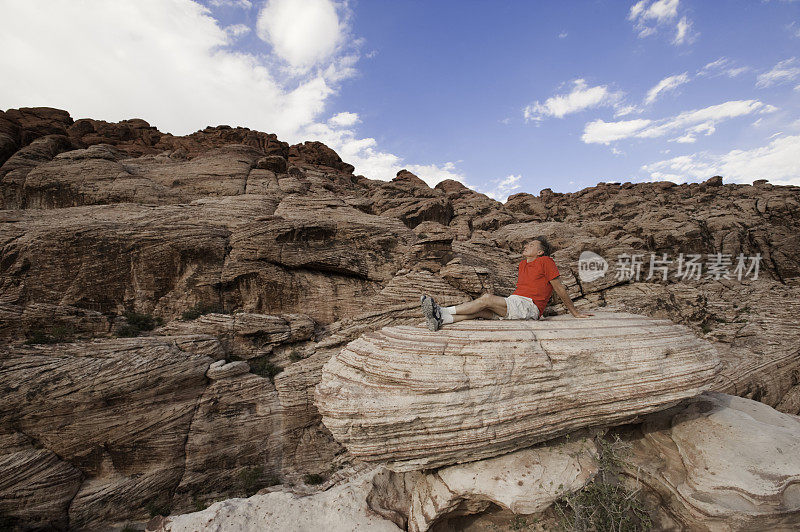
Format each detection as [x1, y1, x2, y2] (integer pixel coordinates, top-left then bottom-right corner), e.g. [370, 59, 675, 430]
[303, 473, 325, 485]
[552, 433, 653, 532]
[250, 357, 283, 381]
[239, 466, 264, 497]
[123, 310, 157, 331]
[24, 324, 76, 344]
[181, 303, 224, 321]
[288, 349, 304, 362]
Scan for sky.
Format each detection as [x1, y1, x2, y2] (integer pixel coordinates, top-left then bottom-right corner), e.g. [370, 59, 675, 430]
[1, 0, 799, 200]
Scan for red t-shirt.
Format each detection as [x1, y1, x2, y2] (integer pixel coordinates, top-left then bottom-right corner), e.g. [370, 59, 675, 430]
[511, 256, 560, 315]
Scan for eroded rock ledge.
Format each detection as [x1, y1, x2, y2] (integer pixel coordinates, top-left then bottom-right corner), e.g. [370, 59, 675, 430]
[314, 310, 721, 471]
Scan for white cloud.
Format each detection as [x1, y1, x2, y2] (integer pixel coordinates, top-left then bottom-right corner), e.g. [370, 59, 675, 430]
[256, 0, 345, 71]
[0, 0, 342, 137]
[480, 174, 522, 202]
[210, 0, 252, 8]
[558, 31, 568, 39]
[582, 119, 652, 144]
[524, 79, 624, 122]
[582, 100, 774, 145]
[327, 111, 360, 128]
[696, 57, 749, 78]
[644, 72, 690, 104]
[673, 16, 695, 45]
[628, 0, 697, 45]
[641, 134, 800, 185]
[614, 104, 643, 117]
[300, 119, 468, 187]
[0, 0, 472, 191]
[224, 23, 251, 38]
[756, 57, 800, 88]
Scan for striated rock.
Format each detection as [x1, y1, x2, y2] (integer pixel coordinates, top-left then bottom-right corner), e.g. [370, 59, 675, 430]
[172, 372, 284, 511]
[0, 428, 82, 530]
[151, 468, 402, 532]
[367, 435, 600, 531]
[315, 311, 721, 471]
[0, 337, 212, 528]
[623, 392, 800, 530]
[206, 360, 249, 379]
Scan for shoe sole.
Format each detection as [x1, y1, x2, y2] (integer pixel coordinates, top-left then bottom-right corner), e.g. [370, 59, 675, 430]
[420, 296, 440, 331]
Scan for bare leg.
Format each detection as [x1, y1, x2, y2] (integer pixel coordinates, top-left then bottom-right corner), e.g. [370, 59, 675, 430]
[453, 293, 507, 317]
[448, 308, 499, 325]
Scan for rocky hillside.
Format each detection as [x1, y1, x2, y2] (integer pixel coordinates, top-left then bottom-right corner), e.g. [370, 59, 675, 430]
[1, 107, 799, 530]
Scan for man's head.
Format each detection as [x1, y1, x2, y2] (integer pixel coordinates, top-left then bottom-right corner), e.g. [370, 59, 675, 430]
[523, 236, 552, 258]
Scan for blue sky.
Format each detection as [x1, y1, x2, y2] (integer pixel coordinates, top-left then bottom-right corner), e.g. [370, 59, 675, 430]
[2, 0, 799, 199]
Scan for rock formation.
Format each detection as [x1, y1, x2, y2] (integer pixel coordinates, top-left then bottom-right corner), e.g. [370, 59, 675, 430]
[315, 311, 720, 471]
[153, 392, 800, 532]
[622, 392, 800, 530]
[1, 106, 799, 529]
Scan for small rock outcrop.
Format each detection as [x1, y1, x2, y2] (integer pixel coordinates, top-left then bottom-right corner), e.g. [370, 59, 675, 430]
[624, 391, 800, 530]
[315, 311, 721, 471]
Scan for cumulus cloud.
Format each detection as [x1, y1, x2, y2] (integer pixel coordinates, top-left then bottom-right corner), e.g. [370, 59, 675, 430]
[644, 72, 690, 104]
[582, 100, 775, 145]
[582, 119, 652, 144]
[640, 134, 800, 185]
[628, 0, 697, 45]
[696, 57, 749, 78]
[0, 0, 471, 189]
[210, 0, 252, 8]
[302, 115, 468, 187]
[256, 0, 347, 72]
[480, 175, 522, 202]
[756, 57, 800, 88]
[523, 79, 624, 122]
[224, 23, 251, 38]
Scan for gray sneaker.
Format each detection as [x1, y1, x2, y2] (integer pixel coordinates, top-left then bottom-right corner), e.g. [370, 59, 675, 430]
[420, 294, 443, 331]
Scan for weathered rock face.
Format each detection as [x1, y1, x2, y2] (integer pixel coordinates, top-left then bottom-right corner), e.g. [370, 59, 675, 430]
[622, 392, 800, 531]
[315, 311, 721, 471]
[150, 434, 601, 532]
[366, 435, 600, 532]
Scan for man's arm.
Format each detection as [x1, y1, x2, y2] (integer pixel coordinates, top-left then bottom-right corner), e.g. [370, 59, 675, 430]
[550, 277, 593, 318]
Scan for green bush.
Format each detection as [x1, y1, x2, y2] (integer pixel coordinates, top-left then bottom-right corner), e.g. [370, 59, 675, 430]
[239, 466, 264, 497]
[123, 310, 157, 331]
[24, 324, 76, 344]
[250, 357, 283, 381]
[115, 310, 163, 337]
[552, 434, 653, 532]
[303, 473, 325, 485]
[289, 349, 304, 362]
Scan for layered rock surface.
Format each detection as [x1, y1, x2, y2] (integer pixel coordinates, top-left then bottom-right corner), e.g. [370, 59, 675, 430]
[622, 392, 800, 530]
[315, 311, 721, 471]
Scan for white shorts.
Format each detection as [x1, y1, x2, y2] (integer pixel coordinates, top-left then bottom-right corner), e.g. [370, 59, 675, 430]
[502, 295, 540, 320]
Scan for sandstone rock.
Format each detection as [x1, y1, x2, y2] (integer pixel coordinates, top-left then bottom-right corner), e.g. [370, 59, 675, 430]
[367, 436, 600, 531]
[172, 372, 284, 512]
[0, 428, 82, 530]
[623, 392, 800, 530]
[151, 468, 402, 532]
[315, 311, 721, 471]
[206, 360, 250, 379]
[0, 337, 212, 528]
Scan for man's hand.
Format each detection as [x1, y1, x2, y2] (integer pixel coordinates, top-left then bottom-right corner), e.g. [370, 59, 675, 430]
[550, 277, 594, 318]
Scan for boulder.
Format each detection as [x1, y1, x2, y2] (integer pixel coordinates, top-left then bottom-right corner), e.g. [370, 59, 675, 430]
[315, 311, 721, 471]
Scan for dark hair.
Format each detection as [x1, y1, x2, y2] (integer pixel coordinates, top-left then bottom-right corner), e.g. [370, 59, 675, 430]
[532, 236, 552, 256]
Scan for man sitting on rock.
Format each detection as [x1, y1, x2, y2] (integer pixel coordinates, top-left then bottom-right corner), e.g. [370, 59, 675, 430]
[421, 236, 592, 331]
